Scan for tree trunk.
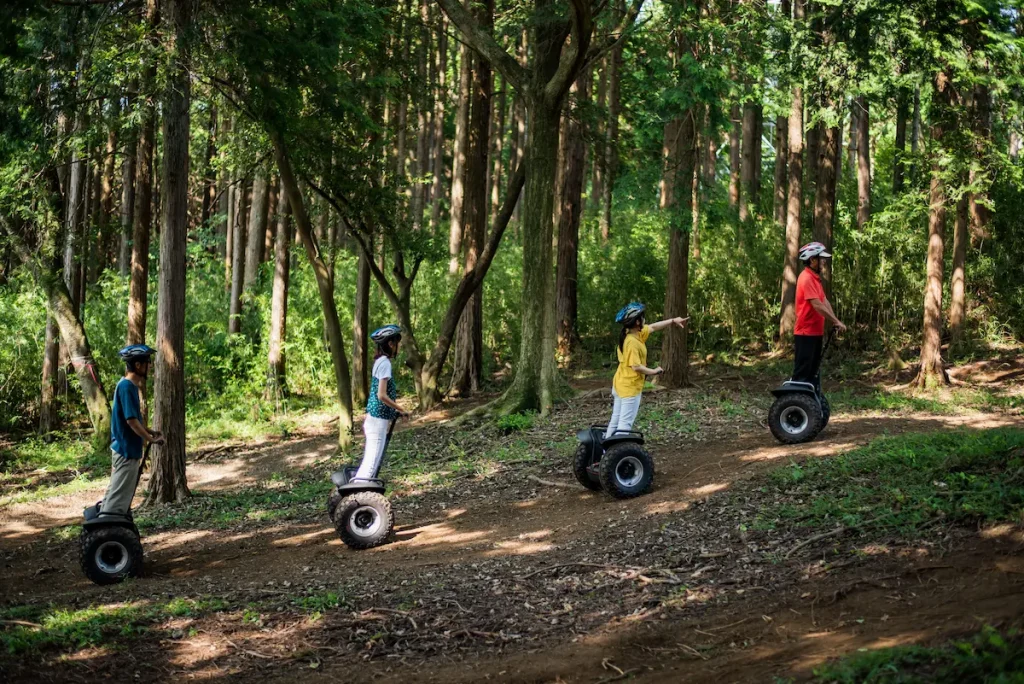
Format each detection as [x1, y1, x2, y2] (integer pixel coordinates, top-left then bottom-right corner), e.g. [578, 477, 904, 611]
[264, 176, 278, 261]
[218, 116, 232, 262]
[893, 88, 908, 193]
[351, 236, 370, 405]
[752, 102, 763, 200]
[489, 74, 507, 226]
[243, 170, 269, 292]
[147, 0, 192, 505]
[812, 122, 839, 292]
[412, 0, 431, 231]
[452, 0, 494, 395]
[949, 192, 968, 350]
[225, 175, 236, 288]
[740, 102, 757, 222]
[803, 120, 819, 219]
[201, 104, 217, 229]
[728, 102, 741, 211]
[429, 16, 448, 232]
[556, 71, 590, 362]
[449, 42, 471, 274]
[773, 112, 788, 228]
[64, 123, 86, 314]
[118, 104, 136, 278]
[917, 72, 951, 388]
[228, 180, 247, 334]
[40, 312, 60, 435]
[98, 116, 117, 275]
[267, 195, 291, 400]
[779, 79, 803, 341]
[855, 94, 871, 228]
[969, 84, 992, 243]
[910, 85, 922, 180]
[274, 136, 354, 448]
[599, 24, 622, 241]
[128, 0, 159, 346]
[592, 57, 607, 217]
[847, 99, 858, 179]
[660, 108, 697, 388]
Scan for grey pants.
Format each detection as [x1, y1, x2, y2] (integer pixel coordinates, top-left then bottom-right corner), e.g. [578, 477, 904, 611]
[101, 450, 142, 515]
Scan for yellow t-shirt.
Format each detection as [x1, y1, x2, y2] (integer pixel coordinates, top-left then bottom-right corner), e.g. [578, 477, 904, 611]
[612, 326, 651, 398]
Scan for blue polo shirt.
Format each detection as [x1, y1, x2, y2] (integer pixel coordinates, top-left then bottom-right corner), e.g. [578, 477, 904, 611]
[110, 378, 144, 459]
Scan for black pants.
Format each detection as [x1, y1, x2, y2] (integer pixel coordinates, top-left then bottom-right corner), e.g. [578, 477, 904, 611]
[793, 335, 823, 385]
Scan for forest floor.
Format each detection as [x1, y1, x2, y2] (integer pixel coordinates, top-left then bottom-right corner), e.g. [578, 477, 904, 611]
[1, 352, 1024, 682]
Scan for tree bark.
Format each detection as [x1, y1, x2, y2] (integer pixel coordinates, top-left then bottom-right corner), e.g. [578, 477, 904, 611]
[812, 122, 839, 292]
[728, 102, 741, 211]
[969, 84, 992, 243]
[449, 41, 471, 274]
[489, 73, 506, 226]
[660, 107, 696, 388]
[118, 123, 137, 277]
[556, 71, 590, 362]
[740, 102, 757, 222]
[599, 17, 623, 241]
[274, 136, 354, 448]
[200, 104, 217, 229]
[351, 235, 370, 405]
[855, 94, 870, 228]
[243, 170, 270, 292]
[949, 192, 968, 350]
[452, 0, 494, 396]
[917, 72, 951, 388]
[64, 120, 86, 315]
[40, 313, 60, 435]
[592, 57, 607, 217]
[127, 0, 159, 346]
[228, 179, 247, 334]
[412, 0, 431, 230]
[773, 112, 788, 228]
[147, 0, 192, 504]
[803, 120, 819, 219]
[429, 16, 448, 232]
[893, 88, 908, 193]
[98, 114, 117, 275]
[779, 78, 803, 341]
[267, 195, 291, 400]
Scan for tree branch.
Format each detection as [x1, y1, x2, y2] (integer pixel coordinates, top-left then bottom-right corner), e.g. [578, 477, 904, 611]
[432, 0, 528, 93]
[583, 0, 646, 71]
[544, 0, 594, 107]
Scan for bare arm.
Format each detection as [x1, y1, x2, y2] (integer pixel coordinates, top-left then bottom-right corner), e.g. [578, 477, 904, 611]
[630, 364, 663, 376]
[648, 317, 688, 333]
[127, 418, 163, 444]
[809, 299, 847, 331]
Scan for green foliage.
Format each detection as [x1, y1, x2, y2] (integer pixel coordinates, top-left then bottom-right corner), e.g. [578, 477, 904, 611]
[812, 626, 1024, 683]
[760, 428, 1024, 531]
[496, 411, 535, 434]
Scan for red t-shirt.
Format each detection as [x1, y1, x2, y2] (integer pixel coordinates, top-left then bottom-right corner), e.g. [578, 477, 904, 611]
[795, 268, 826, 336]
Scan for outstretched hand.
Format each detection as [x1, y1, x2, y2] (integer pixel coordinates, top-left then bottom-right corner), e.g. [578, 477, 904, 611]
[834, 321, 847, 333]
[150, 431, 166, 446]
[673, 317, 689, 329]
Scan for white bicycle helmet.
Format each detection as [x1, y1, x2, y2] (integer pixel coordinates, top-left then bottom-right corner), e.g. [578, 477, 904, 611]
[799, 241, 831, 262]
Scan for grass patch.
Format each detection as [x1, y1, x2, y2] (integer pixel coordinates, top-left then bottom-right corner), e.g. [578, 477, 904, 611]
[829, 386, 1023, 415]
[811, 625, 1024, 683]
[0, 597, 230, 655]
[759, 428, 1024, 533]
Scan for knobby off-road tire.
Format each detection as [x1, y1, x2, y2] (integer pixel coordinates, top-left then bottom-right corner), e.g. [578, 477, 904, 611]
[768, 393, 823, 444]
[332, 491, 394, 550]
[79, 526, 143, 586]
[572, 442, 602, 491]
[599, 443, 654, 499]
[326, 490, 343, 520]
[820, 394, 831, 429]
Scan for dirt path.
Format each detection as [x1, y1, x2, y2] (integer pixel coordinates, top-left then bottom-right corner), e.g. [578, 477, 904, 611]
[1, 383, 1022, 682]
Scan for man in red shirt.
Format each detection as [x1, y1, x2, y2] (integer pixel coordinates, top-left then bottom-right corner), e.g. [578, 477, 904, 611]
[793, 242, 847, 383]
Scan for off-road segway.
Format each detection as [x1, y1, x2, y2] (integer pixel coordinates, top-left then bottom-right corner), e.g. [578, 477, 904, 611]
[79, 442, 152, 586]
[768, 328, 836, 444]
[573, 425, 654, 499]
[326, 418, 398, 549]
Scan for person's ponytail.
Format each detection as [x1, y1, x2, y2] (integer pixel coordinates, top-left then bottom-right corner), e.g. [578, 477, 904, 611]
[618, 326, 628, 352]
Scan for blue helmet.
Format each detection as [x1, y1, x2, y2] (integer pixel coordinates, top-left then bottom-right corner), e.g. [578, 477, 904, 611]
[615, 302, 646, 326]
[118, 344, 157, 362]
[370, 325, 402, 343]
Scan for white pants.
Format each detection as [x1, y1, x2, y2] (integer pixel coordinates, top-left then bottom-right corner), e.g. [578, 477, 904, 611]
[356, 416, 391, 480]
[605, 389, 642, 439]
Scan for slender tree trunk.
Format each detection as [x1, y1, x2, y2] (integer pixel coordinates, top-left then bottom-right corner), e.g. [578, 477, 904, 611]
[779, 77, 804, 341]
[274, 136, 354, 448]
[812, 122, 839, 292]
[556, 71, 590, 362]
[489, 74, 506, 226]
[660, 106, 696, 388]
[453, 0, 494, 395]
[243, 170, 269, 292]
[728, 102, 741, 211]
[267, 195, 291, 400]
[803, 120, 819, 219]
[740, 102, 757, 223]
[949, 192, 968, 350]
[449, 42, 471, 274]
[969, 84, 992, 243]
[40, 313, 60, 435]
[64, 122, 86, 314]
[773, 112, 788, 228]
[228, 180, 247, 334]
[264, 176, 278, 260]
[412, 0, 431, 230]
[592, 57, 607, 216]
[917, 72, 951, 388]
[351, 236, 370, 405]
[147, 0, 192, 504]
[98, 115, 117, 275]
[599, 22, 622, 240]
[118, 102, 137, 277]
[201, 104, 217, 229]
[429, 16, 448, 232]
[855, 94, 871, 228]
[847, 99, 858, 179]
[894, 88, 908, 193]
[752, 103, 763, 201]
[218, 116, 232, 261]
[910, 85, 922, 180]
[225, 175, 236, 288]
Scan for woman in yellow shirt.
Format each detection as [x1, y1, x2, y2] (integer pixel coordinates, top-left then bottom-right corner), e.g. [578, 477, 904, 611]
[606, 302, 688, 439]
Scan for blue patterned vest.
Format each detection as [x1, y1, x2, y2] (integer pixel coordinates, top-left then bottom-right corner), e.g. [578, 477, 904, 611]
[367, 359, 398, 420]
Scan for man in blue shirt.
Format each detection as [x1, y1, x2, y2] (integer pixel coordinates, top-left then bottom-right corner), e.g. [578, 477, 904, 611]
[101, 345, 164, 515]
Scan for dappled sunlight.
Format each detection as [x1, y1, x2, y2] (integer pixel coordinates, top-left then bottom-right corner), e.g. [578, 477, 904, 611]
[484, 539, 556, 556]
[396, 523, 491, 548]
[981, 523, 1024, 544]
[645, 499, 692, 515]
[686, 482, 730, 497]
[271, 528, 335, 548]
